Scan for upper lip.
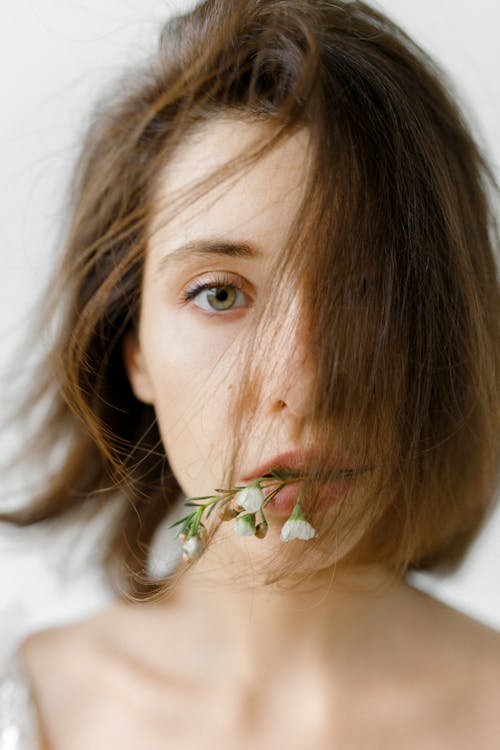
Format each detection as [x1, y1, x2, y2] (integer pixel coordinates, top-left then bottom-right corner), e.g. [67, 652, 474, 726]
[240, 449, 369, 483]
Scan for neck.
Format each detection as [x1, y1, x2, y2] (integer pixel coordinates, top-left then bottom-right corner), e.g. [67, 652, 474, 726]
[156, 519, 406, 689]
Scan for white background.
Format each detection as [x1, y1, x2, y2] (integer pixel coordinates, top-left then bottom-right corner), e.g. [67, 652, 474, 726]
[1, 1, 499, 634]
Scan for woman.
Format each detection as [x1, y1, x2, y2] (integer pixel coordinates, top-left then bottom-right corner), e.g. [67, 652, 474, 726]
[1, 0, 499, 747]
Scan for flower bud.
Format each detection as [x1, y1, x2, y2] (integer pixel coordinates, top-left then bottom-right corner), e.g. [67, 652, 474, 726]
[234, 512, 256, 536]
[235, 481, 264, 513]
[182, 532, 206, 560]
[218, 502, 239, 521]
[280, 518, 317, 541]
[280, 497, 317, 542]
[254, 523, 268, 539]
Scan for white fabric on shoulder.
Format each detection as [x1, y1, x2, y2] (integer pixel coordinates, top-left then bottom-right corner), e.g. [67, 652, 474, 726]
[0, 600, 44, 750]
[0, 647, 40, 750]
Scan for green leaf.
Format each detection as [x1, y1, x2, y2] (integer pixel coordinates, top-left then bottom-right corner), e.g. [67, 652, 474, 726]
[206, 502, 219, 518]
[184, 494, 214, 503]
[168, 516, 192, 529]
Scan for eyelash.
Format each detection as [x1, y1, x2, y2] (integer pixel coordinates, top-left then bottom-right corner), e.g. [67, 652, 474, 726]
[180, 272, 251, 312]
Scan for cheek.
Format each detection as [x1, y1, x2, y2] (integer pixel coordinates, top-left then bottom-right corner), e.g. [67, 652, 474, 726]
[141, 316, 240, 491]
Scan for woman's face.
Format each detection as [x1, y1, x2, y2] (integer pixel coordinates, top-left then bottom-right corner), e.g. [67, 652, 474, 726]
[125, 118, 323, 512]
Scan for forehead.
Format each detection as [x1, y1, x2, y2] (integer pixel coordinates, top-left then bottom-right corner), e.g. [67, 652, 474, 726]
[148, 117, 311, 261]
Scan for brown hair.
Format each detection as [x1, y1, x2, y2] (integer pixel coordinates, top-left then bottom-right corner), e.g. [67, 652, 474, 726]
[2, 0, 499, 598]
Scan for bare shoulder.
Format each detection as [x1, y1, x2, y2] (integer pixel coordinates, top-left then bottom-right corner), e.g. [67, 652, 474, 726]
[19, 606, 172, 750]
[446, 599, 500, 690]
[20, 621, 100, 750]
[19, 602, 150, 691]
[406, 586, 500, 734]
[363, 584, 500, 749]
[442, 601, 500, 742]
[410, 585, 500, 660]
[20, 614, 102, 677]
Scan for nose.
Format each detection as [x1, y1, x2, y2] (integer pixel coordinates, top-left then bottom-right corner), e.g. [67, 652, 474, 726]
[268, 306, 316, 420]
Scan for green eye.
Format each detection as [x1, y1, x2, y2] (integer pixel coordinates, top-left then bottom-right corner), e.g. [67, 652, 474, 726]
[205, 285, 237, 310]
[184, 280, 250, 312]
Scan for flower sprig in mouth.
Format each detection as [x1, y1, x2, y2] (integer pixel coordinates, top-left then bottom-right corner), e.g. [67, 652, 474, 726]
[169, 468, 359, 562]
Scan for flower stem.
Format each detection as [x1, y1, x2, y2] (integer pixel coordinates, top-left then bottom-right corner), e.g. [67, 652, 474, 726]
[169, 471, 319, 556]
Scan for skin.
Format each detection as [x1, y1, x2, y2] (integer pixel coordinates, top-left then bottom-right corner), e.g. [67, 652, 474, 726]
[20, 118, 500, 749]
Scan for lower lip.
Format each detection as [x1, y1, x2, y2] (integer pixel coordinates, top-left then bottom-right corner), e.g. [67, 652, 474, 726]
[260, 477, 355, 516]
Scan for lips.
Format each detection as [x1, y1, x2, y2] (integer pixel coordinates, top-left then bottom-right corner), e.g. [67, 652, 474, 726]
[240, 449, 365, 483]
[239, 449, 369, 516]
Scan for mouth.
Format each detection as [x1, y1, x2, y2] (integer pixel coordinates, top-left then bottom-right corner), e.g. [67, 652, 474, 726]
[239, 450, 372, 515]
[240, 449, 371, 484]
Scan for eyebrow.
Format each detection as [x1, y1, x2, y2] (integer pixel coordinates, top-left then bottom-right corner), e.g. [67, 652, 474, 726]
[157, 239, 263, 271]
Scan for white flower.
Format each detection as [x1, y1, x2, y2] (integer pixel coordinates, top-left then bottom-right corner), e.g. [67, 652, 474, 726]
[280, 518, 317, 542]
[279, 496, 317, 542]
[235, 481, 264, 513]
[234, 513, 257, 536]
[182, 534, 205, 559]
